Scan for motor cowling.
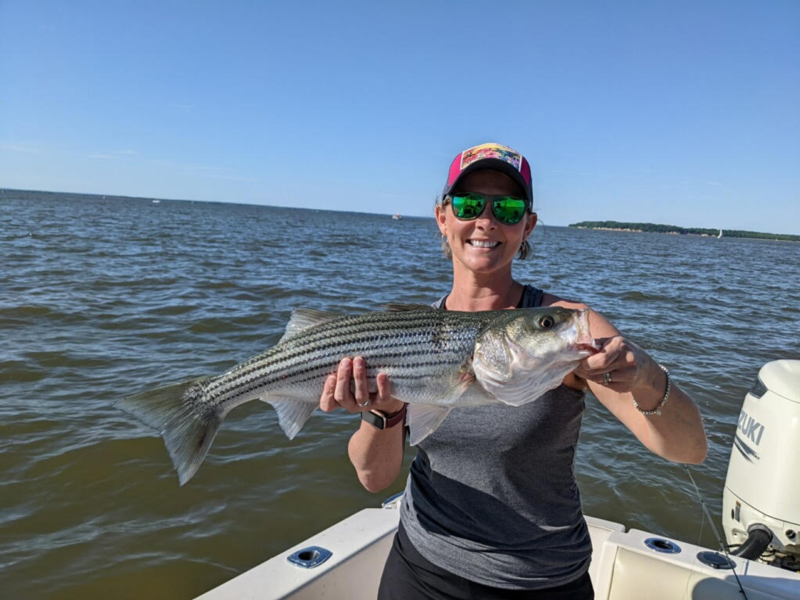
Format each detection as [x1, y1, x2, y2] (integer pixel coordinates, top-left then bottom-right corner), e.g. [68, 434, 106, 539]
[722, 360, 800, 565]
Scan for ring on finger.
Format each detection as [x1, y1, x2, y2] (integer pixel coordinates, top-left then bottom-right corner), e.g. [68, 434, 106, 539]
[603, 371, 612, 385]
[356, 398, 370, 407]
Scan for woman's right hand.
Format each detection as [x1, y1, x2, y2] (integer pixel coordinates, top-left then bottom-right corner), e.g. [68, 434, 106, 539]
[324, 357, 407, 493]
[319, 356, 405, 415]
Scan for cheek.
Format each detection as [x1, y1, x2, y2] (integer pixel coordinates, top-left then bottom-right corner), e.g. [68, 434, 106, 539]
[444, 214, 469, 237]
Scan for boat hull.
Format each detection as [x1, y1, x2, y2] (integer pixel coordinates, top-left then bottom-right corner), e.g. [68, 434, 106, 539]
[195, 499, 800, 600]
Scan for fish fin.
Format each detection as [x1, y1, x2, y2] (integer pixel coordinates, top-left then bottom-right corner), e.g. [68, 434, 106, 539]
[266, 397, 317, 440]
[407, 404, 453, 445]
[279, 308, 343, 342]
[383, 303, 437, 312]
[115, 377, 219, 486]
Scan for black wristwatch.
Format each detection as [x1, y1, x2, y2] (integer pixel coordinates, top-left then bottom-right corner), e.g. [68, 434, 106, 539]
[361, 404, 407, 430]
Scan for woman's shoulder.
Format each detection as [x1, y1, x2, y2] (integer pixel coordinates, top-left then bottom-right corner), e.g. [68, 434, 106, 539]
[539, 291, 589, 311]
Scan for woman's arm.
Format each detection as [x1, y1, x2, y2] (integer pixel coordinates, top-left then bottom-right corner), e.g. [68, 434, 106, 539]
[319, 357, 407, 492]
[552, 298, 708, 464]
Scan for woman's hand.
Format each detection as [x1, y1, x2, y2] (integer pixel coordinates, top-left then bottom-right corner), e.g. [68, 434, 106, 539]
[319, 356, 405, 414]
[574, 336, 666, 397]
[563, 305, 706, 464]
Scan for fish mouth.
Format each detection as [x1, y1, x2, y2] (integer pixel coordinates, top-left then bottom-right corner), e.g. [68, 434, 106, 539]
[571, 309, 599, 355]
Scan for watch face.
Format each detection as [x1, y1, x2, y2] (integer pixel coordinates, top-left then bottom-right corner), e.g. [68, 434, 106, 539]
[362, 405, 406, 430]
[362, 410, 385, 429]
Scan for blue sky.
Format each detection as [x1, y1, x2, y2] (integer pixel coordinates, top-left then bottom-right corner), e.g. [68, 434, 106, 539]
[1, 1, 798, 234]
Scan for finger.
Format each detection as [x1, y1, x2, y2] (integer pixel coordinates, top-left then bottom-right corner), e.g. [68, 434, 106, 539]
[375, 372, 392, 402]
[594, 371, 614, 386]
[334, 358, 354, 405]
[371, 373, 406, 413]
[352, 356, 370, 407]
[319, 375, 337, 412]
[579, 344, 624, 375]
[591, 366, 636, 390]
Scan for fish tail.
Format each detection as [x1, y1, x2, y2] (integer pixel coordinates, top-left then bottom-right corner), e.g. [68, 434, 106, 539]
[115, 377, 219, 486]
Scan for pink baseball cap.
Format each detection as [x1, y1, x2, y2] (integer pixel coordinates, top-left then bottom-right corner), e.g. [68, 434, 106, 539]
[443, 143, 533, 207]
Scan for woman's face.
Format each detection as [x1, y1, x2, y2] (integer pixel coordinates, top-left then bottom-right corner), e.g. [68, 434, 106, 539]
[436, 169, 537, 277]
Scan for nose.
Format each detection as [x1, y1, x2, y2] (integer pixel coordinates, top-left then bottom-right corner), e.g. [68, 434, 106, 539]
[475, 206, 498, 229]
[475, 202, 497, 230]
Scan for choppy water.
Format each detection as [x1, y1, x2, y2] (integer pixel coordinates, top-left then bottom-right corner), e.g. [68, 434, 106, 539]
[1, 189, 799, 599]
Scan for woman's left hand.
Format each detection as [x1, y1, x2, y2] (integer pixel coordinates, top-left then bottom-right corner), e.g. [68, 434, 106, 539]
[574, 335, 661, 394]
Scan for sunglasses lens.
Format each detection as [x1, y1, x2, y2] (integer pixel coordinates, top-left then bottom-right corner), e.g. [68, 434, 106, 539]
[493, 198, 527, 224]
[451, 193, 486, 220]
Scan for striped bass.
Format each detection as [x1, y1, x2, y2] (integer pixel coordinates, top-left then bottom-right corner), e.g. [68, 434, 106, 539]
[117, 305, 596, 485]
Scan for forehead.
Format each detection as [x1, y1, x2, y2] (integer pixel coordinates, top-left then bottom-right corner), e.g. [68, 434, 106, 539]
[455, 169, 522, 195]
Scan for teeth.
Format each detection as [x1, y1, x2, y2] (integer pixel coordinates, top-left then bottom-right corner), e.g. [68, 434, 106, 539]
[469, 240, 499, 248]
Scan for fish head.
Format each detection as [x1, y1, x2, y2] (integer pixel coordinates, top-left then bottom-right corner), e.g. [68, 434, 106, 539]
[472, 307, 597, 406]
[508, 307, 596, 362]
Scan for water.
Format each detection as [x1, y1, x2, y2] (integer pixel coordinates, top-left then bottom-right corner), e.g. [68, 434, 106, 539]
[1, 190, 799, 599]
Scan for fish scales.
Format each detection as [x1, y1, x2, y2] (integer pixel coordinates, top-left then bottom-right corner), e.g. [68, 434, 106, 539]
[206, 311, 489, 405]
[210, 312, 483, 386]
[117, 306, 595, 485]
[203, 313, 464, 394]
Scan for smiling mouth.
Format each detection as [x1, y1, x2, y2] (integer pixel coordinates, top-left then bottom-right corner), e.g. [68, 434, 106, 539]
[468, 239, 500, 249]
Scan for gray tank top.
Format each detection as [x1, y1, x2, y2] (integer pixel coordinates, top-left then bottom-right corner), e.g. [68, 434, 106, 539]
[400, 285, 592, 590]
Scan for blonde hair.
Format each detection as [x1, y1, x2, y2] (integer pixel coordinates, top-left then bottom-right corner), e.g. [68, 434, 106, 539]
[436, 195, 532, 261]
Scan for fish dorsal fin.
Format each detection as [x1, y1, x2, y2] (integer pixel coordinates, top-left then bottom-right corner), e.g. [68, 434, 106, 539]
[383, 303, 436, 312]
[280, 308, 343, 342]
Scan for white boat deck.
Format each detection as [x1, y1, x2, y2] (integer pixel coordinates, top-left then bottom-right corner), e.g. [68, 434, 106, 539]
[196, 501, 800, 600]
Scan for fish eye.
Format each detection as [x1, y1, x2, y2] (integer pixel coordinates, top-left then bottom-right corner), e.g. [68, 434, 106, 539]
[539, 316, 555, 329]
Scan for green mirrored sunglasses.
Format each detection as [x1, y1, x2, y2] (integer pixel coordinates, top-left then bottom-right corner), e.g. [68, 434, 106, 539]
[446, 193, 528, 225]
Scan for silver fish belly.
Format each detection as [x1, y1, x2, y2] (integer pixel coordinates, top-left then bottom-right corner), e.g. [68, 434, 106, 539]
[116, 306, 594, 485]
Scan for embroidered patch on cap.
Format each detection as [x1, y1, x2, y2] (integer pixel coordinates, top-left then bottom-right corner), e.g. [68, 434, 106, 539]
[460, 143, 522, 172]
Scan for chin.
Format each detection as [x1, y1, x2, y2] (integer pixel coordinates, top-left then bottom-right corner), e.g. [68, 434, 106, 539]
[459, 255, 514, 274]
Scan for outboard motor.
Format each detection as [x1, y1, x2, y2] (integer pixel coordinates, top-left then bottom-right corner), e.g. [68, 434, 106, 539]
[722, 360, 800, 570]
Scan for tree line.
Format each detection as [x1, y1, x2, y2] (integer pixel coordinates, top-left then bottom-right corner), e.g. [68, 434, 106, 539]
[569, 221, 800, 242]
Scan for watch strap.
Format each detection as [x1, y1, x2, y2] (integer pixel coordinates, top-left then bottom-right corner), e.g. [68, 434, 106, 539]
[361, 404, 407, 430]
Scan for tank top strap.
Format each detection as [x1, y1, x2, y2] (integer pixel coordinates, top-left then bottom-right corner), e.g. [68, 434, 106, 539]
[519, 284, 544, 308]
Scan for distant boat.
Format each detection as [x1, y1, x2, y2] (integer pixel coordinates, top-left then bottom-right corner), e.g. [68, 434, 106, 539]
[392, 214, 402, 220]
[152, 200, 161, 204]
[717, 228, 723, 238]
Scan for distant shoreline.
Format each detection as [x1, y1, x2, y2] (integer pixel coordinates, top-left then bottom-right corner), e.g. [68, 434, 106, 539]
[0, 187, 426, 219]
[569, 221, 800, 242]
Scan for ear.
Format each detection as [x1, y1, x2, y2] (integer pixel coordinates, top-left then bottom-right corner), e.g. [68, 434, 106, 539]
[435, 203, 448, 235]
[523, 212, 537, 239]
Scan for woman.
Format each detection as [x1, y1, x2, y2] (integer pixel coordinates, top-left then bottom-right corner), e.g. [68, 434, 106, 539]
[319, 143, 707, 599]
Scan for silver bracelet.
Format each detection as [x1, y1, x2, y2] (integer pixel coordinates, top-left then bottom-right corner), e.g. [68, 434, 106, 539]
[633, 364, 670, 417]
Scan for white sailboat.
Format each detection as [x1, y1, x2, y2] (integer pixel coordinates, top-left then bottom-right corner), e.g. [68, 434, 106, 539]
[718, 228, 723, 238]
